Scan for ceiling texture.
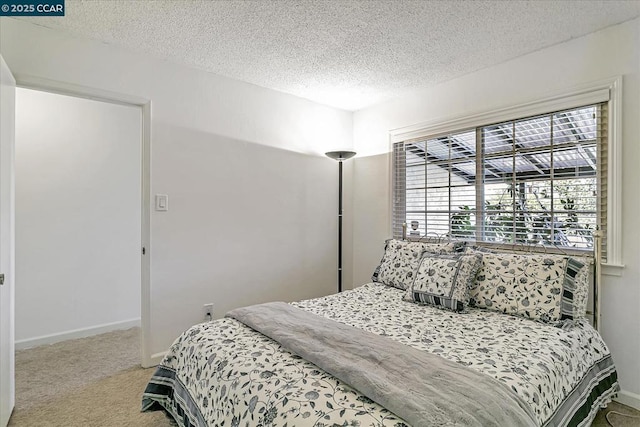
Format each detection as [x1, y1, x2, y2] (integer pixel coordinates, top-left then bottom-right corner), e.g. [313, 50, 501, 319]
[19, 0, 640, 111]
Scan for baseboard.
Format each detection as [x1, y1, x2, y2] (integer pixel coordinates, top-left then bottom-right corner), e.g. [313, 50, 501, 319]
[15, 318, 141, 350]
[148, 351, 167, 367]
[615, 389, 640, 410]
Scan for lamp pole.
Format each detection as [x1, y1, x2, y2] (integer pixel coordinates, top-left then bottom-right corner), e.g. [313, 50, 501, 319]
[325, 151, 356, 293]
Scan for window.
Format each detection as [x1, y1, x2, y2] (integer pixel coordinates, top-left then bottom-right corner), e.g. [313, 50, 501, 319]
[393, 103, 609, 260]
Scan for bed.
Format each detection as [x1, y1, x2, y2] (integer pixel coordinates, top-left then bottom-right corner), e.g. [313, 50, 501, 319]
[142, 239, 619, 427]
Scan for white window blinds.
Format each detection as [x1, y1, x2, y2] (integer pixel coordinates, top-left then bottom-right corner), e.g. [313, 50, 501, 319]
[393, 103, 608, 260]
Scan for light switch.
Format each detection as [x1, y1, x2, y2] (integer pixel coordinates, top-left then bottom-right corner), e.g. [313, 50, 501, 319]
[155, 194, 169, 211]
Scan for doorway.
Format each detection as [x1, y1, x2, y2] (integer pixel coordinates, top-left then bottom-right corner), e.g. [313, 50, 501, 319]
[14, 88, 144, 352]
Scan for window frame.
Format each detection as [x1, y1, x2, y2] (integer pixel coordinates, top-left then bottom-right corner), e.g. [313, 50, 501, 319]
[389, 77, 623, 275]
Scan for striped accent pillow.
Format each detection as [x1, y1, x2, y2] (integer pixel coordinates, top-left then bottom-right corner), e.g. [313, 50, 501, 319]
[405, 252, 483, 312]
[560, 257, 588, 321]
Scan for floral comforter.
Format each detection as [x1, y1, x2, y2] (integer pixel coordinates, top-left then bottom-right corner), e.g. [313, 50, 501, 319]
[142, 283, 618, 427]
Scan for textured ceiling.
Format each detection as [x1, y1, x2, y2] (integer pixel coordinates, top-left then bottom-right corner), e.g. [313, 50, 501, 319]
[18, 0, 640, 111]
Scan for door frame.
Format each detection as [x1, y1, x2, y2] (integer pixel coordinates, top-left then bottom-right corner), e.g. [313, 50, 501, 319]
[0, 54, 16, 427]
[15, 74, 153, 367]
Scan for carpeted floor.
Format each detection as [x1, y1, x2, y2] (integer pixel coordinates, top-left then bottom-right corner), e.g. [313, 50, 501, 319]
[7, 327, 640, 426]
[593, 402, 640, 427]
[9, 327, 173, 427]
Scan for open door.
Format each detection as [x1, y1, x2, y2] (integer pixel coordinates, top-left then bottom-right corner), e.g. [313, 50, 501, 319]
[0, 54, 16, 427]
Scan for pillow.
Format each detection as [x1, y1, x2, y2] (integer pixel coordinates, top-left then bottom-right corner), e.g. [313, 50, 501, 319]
[404, 252, 483, 312]
[469, 253, 589, 324]
[372, 239, 466, 290]
[565, 256, 591, 320]
[371, 239, 425, 290]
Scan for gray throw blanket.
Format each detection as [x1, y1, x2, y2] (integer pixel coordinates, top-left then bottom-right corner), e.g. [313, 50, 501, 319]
[226, 302, 537, 427]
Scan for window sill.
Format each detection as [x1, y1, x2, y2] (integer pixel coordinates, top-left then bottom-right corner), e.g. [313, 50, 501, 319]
[601, 263, 625, 277]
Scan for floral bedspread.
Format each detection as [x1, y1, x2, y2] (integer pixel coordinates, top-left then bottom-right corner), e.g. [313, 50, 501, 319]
[143, 283, 616, 427]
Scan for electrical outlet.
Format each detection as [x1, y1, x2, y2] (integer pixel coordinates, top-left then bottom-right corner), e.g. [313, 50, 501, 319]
[203, 303, 214, 322]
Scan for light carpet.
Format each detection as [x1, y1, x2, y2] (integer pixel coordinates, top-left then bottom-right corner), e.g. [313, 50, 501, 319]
[9, 327, 173, 427]
[8, 327, 640, 426]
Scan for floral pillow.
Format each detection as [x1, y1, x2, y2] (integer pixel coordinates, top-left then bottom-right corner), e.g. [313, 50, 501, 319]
[469, 253, 588, 324]
[372, 239, 465, 290]
[404, 253, 483, 312]
[371, 239, 425, 290]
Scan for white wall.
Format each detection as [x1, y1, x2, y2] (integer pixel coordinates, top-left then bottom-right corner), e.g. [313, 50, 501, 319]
[14, 88, 141, 347]
[150, 128, 338, 351]
[351, 153, 389, 288]
[0, 18, 353, 360]
[352, 18, 640, 403]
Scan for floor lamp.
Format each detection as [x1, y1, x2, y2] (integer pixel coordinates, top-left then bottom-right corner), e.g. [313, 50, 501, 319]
[325, 151, 356, 293]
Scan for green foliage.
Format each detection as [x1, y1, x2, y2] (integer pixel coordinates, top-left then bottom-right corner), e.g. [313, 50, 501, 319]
[450, 206, 474, 238]
[449, 179, 595, 249]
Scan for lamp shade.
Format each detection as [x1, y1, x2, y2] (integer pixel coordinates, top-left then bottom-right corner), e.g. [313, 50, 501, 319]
[325, 151, 356, 161]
